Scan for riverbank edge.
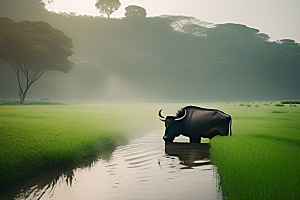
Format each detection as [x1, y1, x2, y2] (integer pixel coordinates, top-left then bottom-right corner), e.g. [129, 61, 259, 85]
[0, 135, 127, 193]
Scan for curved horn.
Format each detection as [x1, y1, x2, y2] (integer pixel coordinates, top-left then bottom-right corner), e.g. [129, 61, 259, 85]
[158, 109, 165, 121]
[175, 109, 186, 121]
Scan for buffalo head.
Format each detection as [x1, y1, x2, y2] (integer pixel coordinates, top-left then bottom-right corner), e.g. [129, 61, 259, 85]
[158, 109, 186, 142]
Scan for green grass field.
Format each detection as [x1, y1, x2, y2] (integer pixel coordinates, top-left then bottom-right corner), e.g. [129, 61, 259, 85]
[0, 103, 160, 191]
[210, 102, 300, 199]
[1, 102, 300, 199]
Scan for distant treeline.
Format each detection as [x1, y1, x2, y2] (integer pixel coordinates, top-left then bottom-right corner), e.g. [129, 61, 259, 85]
[280, 100, 300, 104]
[1, 0, 300, 101]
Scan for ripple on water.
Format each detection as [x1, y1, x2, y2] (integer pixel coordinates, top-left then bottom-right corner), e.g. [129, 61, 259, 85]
[3, 131, 221, 200]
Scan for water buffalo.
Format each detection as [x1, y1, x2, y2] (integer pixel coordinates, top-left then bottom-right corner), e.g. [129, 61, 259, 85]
[158, 106, 232, 143]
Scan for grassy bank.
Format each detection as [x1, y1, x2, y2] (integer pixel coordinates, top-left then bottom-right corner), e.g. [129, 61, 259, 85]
[0, 103, 160, 191]
[2, 101, 299, 198]
[210, 102, 300, 199]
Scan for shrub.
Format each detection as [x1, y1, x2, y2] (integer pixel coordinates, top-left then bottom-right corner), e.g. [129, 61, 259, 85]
[255, 104, 259, 107]
[239, 104, 245, 106]
[271, 110, 288, 113]
[0, 102, 20, 105]
[275, 103, 284, 107]
[281, 100, 300, 104]
[246, 104, 251, 107]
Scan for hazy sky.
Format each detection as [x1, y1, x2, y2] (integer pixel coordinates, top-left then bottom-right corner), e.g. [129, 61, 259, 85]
[43, 0, 300, 42]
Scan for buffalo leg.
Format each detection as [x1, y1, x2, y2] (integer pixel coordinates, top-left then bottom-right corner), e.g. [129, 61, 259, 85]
[189, 136, 201, 143]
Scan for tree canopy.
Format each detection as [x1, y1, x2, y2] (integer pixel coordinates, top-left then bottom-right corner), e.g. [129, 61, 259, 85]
[95, 0, 121, 18]
[0, 17, 74, 104]
[1, 3, 300, 101]
[125, 5, 147, 18]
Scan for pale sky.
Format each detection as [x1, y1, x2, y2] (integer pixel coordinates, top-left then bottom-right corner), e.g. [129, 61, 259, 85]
[44, 0, 300, 42]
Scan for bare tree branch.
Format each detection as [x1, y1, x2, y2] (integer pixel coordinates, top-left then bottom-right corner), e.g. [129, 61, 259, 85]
[0, 17, 74, 104]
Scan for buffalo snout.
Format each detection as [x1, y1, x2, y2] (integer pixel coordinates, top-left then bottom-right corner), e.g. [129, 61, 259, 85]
[163, 135, 173, 142]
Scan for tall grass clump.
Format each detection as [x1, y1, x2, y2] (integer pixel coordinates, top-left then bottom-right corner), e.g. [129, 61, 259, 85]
[210, 104, 300, 199]
[0, 104, 158, 191]
[281, 100, 300, 104]
[0, 102, 20, 105]
[271, 110, 287, 113]
[27, 101, 69, 105]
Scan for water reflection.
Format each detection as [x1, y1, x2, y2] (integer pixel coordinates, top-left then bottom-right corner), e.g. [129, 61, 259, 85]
[15, 170, 76, 200]
[1, 131, 220, 200]
[1, 147, 115, 200]
[165, 142, 211, 169]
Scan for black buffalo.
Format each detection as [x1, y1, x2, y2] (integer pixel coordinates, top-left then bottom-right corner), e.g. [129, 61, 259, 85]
[158, 106, 232, 143]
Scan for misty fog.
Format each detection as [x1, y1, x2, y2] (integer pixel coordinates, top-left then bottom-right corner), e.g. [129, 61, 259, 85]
[1, 0, 300, 103]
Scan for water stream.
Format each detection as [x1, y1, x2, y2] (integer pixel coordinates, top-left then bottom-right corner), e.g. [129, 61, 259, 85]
[2, 131, 221, 200]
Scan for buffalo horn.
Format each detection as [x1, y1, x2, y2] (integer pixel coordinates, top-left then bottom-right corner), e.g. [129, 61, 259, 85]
[175, 109, 186, 121]
[158, 109, 165, 121]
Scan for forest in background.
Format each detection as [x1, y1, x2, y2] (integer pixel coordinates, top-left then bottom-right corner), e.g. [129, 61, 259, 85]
[1, 0, 300, 102]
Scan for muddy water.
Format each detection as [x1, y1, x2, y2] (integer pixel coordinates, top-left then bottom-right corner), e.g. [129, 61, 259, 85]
[4, 131, 221, 200]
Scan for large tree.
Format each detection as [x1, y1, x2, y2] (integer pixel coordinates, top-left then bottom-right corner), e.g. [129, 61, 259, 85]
[0, 17, 74, 104]
[125, 5, 147, 18]
[95, 0, 121, 18]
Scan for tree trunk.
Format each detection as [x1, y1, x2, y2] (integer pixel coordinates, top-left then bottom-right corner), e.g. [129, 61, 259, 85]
[18, 88, 27, 104]
[17, 78, 30, 105]
[19, 93, 26, 104]
[6, 61, 46, 105]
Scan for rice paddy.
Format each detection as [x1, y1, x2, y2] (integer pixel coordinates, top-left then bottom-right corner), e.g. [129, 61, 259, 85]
[0, 103, 159, 191]
[1, 101, 299, 199]
[210, 102, 300, 199]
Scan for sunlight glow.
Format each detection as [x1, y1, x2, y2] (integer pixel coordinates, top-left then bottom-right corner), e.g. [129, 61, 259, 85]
[43, 0, 300, 42]
[44, 0, 100, 16]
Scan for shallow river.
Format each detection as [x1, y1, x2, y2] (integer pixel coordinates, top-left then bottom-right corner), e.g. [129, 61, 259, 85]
[3, 131, 222, 200]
